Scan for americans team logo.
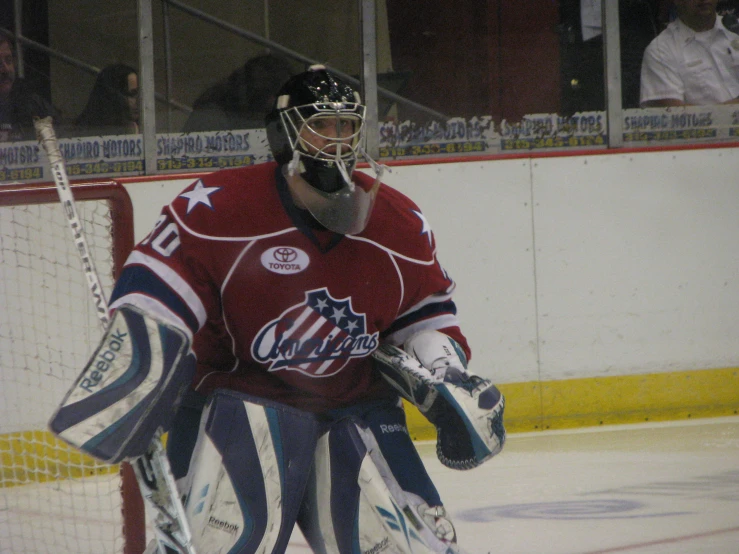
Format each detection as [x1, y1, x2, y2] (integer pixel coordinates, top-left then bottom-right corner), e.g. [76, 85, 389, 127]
[251, 288, 378, 377]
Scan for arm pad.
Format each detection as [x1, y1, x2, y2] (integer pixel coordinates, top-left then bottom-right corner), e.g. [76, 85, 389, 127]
[49, 304, 196, 463]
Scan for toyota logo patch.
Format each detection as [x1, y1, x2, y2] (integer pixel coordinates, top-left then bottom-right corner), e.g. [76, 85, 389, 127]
[260, 246, 310, 274]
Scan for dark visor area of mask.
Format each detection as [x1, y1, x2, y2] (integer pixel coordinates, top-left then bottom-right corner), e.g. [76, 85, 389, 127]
[300, 158, 351, 193]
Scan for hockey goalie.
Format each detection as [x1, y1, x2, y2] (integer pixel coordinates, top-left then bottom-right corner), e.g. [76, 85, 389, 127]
[49, 65, 505, 554]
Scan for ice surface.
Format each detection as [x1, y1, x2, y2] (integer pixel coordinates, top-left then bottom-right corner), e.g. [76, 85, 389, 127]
[3, 416, 738, 553]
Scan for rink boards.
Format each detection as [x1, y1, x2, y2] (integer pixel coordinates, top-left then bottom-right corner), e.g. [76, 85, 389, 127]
[2, 145, 738, 459]
[118, 146, 739, 436]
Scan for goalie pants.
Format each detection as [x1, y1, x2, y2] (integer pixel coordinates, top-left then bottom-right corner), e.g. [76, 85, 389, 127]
[166, 390, 443, 508]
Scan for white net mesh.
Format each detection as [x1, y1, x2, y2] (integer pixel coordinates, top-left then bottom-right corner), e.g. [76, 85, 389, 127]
[0, 185, 133, 554]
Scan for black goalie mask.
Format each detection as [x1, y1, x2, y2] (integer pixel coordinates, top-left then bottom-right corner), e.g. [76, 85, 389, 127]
[266, 65, 384, 234]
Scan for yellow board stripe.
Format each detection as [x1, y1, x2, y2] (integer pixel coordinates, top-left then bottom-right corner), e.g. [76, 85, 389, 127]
[3, 367, 738, 485]
[404, 366, 739, 440]
[0, 430, 117, 487]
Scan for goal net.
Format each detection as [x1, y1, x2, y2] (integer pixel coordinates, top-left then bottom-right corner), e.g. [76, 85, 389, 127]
[0, 182, 145, 554]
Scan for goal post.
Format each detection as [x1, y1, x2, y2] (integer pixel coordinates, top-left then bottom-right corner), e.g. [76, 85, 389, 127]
[0, 181, 146, 554]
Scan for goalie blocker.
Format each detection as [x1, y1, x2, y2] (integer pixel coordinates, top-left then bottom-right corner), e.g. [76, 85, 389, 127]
[373, 330, 506, 470]
[49, 304, 196, 464]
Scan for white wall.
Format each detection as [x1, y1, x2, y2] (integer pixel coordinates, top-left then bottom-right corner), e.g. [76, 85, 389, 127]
[122, 146, 739, 385]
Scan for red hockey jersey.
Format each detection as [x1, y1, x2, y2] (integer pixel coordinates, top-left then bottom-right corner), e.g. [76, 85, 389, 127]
[110, 162, 468, 412]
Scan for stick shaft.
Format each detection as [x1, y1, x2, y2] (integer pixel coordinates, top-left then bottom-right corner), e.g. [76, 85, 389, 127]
[34, 116, 196, 553]
[34, 116, 110, 327]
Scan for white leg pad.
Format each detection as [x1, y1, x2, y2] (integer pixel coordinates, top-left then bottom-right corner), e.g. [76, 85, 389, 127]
[299, 418, 458, 554]
[180, 390, 319, 554]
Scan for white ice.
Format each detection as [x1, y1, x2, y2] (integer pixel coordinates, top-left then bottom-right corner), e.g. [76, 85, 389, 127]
[2, 416, 738, 553]
[287, 416, 739, 554]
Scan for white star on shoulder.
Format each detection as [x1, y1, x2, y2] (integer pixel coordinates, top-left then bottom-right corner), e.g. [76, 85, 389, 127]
[179, 180, 221, 214]
[412, 209, 433, 246]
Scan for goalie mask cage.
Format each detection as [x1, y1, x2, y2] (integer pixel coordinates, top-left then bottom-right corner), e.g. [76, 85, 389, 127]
[0, 181, 146, 554]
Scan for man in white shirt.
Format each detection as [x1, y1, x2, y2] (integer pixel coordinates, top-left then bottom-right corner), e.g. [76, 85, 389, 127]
[640, 0, 739, 106]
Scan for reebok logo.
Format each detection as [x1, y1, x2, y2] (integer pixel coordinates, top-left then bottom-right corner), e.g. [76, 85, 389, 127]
[208, 516, 240, 535]
[79, 329, 128, 392]
[364, 537, 390, 554]
[379, 423, 408, 436]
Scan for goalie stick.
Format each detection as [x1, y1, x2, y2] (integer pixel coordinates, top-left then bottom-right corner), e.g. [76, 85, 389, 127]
[33, 116, 196, 554]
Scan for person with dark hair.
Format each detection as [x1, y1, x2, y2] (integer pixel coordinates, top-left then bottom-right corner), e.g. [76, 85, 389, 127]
[0, 33, 60, 142]
[183, 53, 294, 132]
[640, 0, 739, 106]
[74, 63, 139, 136]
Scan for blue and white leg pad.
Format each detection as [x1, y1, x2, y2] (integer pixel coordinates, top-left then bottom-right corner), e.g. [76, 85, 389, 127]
[49, 304, 196, 463]
[299, 418, 459, 554]
[181, 390, 320, 554]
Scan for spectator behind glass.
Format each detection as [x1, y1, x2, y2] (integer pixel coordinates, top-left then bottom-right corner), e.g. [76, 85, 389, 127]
[74, 63, 139, 136]
[0, 33, 60, 142]
[640, 0, 739, 106]
[183, 54, 294, 132]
